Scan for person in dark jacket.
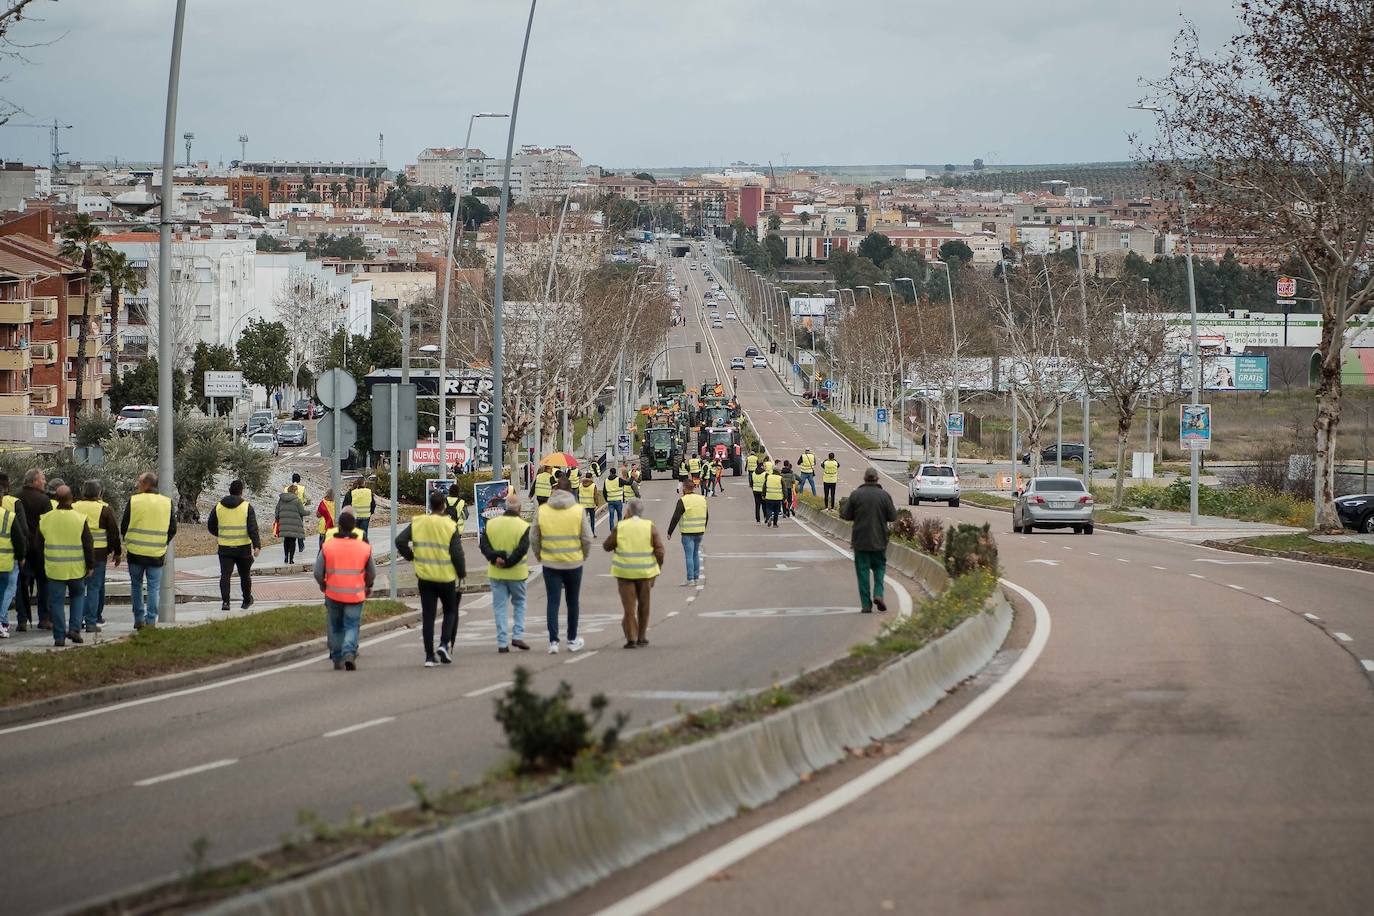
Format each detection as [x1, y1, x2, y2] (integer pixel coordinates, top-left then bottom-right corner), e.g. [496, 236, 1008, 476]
[839, 468, 898, 613]
[275, 485, 309, 564]
[17, 467, 50, 630]
[73, 479, 121, 633]
[0, 473, 28, 638]
[207, 479, 261, 611]
[396, 490, 467, 666]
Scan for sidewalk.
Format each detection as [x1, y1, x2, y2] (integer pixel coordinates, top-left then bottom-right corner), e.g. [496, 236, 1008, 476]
[1100, 507, 1303, 544]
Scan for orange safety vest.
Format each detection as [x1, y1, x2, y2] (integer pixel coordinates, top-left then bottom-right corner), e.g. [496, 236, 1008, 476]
[321, 534, 371, 604]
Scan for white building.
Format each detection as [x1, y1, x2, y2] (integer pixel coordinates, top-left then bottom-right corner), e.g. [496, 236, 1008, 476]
[254, 251, 372, 340]
[413, 145, 589, 199]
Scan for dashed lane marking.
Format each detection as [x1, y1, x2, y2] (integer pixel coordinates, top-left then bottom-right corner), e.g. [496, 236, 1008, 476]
[323, 716, 395, 738]
[1116, 558, 1130, 563]
[1304, 612, 1321, 620]
[1189, 573, 1206, 580]
[134, 758, 238, 787]
[564, 651, 599, 665]
[1334, 632, 1353, 642]
[1152, 565, 1167, 571]
[1263, 597, 1281, 604]
[463, 681, 512, 698]
[1362, 660, 1374, 672]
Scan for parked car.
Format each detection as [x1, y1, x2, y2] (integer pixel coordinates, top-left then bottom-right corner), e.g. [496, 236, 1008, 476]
[115, 404, 158, 435]
[292, 398, 317, 420]
[801, 389, 831, 402]
[1013, 476, 1094, 534]
[1335, 493, 1374, 533]
[1020, 443, 1094, 465]
[752, 356, 768, 368]
[908, 464, 960, 506]
[248, 432, 279, 456]
[730, 356, 746, 370]
[744, 346, 760, 358]
[276, 420, 307, 447]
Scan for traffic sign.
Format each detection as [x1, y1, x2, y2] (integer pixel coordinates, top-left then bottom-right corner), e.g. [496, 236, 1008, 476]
[371, 383, 418, 452]
[1276, 276, 1297, 298]
[823, 379, 834, 391]
[317, 368, 356, 410]
[617, 434, 631, 455]
[203, 370, 243, 398]
[792, 363, 801, 374]
[319, 411, 358, 458]
[876, 408, 889, 423]
[946, 411, 965, 437]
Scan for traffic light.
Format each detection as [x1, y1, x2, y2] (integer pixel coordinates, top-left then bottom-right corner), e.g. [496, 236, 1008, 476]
[769, 342, 777, 354]
[695, 341, 702, 354]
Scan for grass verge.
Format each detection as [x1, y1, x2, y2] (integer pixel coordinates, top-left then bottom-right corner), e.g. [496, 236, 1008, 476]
[1094, 510, 1147, 524]
[0, 600, 410, 708]
[961, 491, 1013, 510]
[815, 410, 879, 452]
[1234, 534, 1374, 565]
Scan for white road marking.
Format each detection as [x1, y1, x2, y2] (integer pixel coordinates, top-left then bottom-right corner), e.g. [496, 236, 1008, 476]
[1087, 551, 1101, 556]
[134, 758, 238, 787]
[1061, 546, 1073, 551]
[1362, 660, 1374, 672]
[564, 651, 599, 665]
[1194, 559, 1271, 566]
[667, 611, 681, 617]
[463, 681, 513, 698]
[1303, 612, 1321, 620]
[1151, 565, 1167, 571]
[593, 577, 1049, 916]
[323, 716, 395, 738]
[1334, 632, 1353, 642]
[1116, 558, 1130, 563]
[1226, 584, 1245, 591]
[1262, 596, 1280, 604]
[1189, 573, 1206, 579]
[1025, 559, 1060, 566]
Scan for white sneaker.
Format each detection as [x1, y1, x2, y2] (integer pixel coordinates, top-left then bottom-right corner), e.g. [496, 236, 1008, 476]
[0, 624, 9, 638]
[547, 641, 560, 654]
[568, 637, 585, 652]
[424, 657, 438, 668]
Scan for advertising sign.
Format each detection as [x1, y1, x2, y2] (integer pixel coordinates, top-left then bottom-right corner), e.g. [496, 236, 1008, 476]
[1180, 404, 1211, 450]
[473, 479, 512, 535]
[408, 440, 469, 473]
[474, 400, 492, 467]
[426, 478, 455, 506]
[1180, 354, 1269, 391]
[1276, 276, 1297, 298]
[946, 412, 965, 438]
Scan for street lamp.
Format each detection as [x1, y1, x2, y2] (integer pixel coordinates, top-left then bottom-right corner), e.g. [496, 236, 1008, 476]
[875, 281, 907, 458]
[928, 261, 960, 467]
[1044, 178, 1092, 485]
[855, 285, 881, 442]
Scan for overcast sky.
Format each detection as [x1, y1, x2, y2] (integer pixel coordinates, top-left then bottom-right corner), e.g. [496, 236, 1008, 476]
[1, 0, 1244, 171]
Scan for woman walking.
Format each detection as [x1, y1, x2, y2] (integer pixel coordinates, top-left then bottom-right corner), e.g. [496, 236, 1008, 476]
[276, 484, 309, 564]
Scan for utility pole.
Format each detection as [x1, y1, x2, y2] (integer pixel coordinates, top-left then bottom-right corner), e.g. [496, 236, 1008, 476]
[378, 133, 384, 163]
[182, 132, 195, 167]
[237, 134, 248, 162]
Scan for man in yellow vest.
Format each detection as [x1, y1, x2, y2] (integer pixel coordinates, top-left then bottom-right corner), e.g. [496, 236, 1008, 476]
[348, 478, 376, 541]
[0, 472, 29, 639]
[750, 456, 769, 524]
[687, 453, 703, 483]
[445, 482, 468, 527]
[313, 509, 375, 670]
[397, 490, 466, 667]
[746, 452, 758, 475]
[763, 464, 786, 528]
[797, 448, 818, 497]
[577, 471, 600, 536]
[120, 471, 176, 629]
[17, 468, 50, 631]
[532, 477, 592, 654]
[207, 479, 261, 612]
[36, 485, 93, 647]
[73, 479, 121, 634]
[479, 492, 531, 653]
[666, 478, 709, 587]
[602, 498, 664, 648]
[821, 452, 841, 510]
[603, 467, 626, 531]
[528, 464, 554, 506]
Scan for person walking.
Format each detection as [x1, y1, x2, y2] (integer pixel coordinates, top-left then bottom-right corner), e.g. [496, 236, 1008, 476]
[207, 479, 261, 612]
[480, 493, 531, 653]
[17, 468, 49, 631]
[713, 456, 725, 495]
[821, 453, 841, 510]
[746, 452, 758, 477]
[121, 472, 175, 629]
[316, 488, 335, 553]
[840, 468, 898, 613]
[666, 478, 708, 587]
[396, 490, 466, 667]
[577, 472, 600, 536]
[36, 485, 93, 646]
[275, 484, 309, 565]
[531, 478, 591, 654]
[348, 478, 375, 541]
[602, 498, 664, 648]
[750, 456, 768, 524]
[314, 509, 375, 670]
[0, 475, 27, 639]
[283, 472, 308, 508]
[445, 483, 468, 527]
[797, 448, 818, 497]
[763, 463, 786, 527]
[73, 480, 120, 634]
[529, 463, 554, 506]
[604, 466, 636, 531]
[779, 460, 797, 519]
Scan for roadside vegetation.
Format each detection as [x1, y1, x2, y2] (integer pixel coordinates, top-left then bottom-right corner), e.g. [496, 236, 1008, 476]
[1233, 534, 1374, 566]
[814, 410, 879, 451]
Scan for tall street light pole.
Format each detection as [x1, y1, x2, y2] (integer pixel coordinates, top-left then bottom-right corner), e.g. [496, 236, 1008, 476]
[854, 285, 880, 442]
[929, 262, 960, 467]
[490, 0, 539, 482]
[438, 111, 508, 481]
[1044, 178, 1092, 485]
[875, 281, 906, 458]
[895, 277, 931, 459]
[156, 0, 188, 622]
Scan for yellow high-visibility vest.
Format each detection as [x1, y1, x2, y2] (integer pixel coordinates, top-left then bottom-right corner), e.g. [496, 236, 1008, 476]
[751, 470, 767, 493]
[40, 508, 88, 580]
[446, 496, 467, 521]
[578, 484, 597, 508]
[127, 492, 172, 558]
[746, 455, 758, 473]
[215, 502, 251, 548]
[611, 516, 659, 579]
[0, 506, 15, 573]
[318, 499, 334, 535]
[688, 456, 702, 475]
[679, 494, 707, 535]
[822, 459, 840, 484]
[534, 471, 553, 498]
[411, 513, 458, 583]
[283, 484, 308, 505]
[605, 477, 624, 502]
[73, 499, 108, 551]
[485, 514, 530, 581]
[764, 473, 785, 501]
[350, 487, 373, 520]
[799, 453, 816, 473]
[537, 503, 584, 565]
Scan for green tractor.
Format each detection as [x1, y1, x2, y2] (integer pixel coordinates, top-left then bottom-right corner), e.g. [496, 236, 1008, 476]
[639, 424, 681, 481]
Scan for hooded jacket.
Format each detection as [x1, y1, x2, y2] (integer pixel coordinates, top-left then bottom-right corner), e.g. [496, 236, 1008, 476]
[207, 494, 261, 558]
[530, 488, 593, 570]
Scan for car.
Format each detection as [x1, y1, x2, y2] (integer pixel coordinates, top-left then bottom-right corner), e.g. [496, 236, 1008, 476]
[1013, 476, 1094, 534]
[730, 356, 746, 370]
[245, 409, 276, 436]
[1335, 493, 1374, 533]
[276, 420, 307, 447]
[248, 432, 279, 456]
[709, 310, 720, 319]
[292, 398, 317, 419]
[752, 356, 768, 368]
[115, 404, 158, 435]
[1021, 443, 1094, 465]
[908, 463, 961, 506]
[801, 389, 831, 402]
[726, 311, 737, 320]
[744, 346, 760, 358]
[712, 319, 724, 328]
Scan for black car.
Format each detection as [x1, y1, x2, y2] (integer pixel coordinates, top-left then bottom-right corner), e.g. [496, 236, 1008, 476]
[1021, 443, 1093, 465]
[1335, 493, 1374, 533]
[744, 346, 760, 358]
[292, 398, 316, 420]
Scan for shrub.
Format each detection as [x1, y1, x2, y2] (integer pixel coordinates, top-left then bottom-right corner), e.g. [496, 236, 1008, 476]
[493, 666, 628, 774]
[890, 508, 919, 542]
[944, 523, 998, 576]
[73, 410, 117, 448]
[375, 468, 493, 505]
[912, 517, 945, 555]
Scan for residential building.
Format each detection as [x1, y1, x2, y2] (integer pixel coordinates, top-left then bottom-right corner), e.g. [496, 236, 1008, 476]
[0, 163, 39, 212]
[413, 145, 589, 200]
[239, 160, 388, 180]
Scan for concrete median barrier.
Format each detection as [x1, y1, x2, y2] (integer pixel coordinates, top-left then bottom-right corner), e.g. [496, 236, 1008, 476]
[205, 576, 1010, 916]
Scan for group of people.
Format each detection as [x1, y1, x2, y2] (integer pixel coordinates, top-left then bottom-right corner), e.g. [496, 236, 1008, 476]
[676, 454, 727, 496]
[742, 449, 841, 526]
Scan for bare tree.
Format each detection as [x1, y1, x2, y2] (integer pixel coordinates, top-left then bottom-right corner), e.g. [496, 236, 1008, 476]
[1140, 0, 1374, 529]
[139, 244, 202, 370]
[273, 268, 341, 393]
[0, 0, 59, 126]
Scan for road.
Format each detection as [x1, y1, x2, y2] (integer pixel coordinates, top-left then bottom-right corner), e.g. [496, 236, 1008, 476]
[553, 248, 1374, 914]
[0, 258, 895, 915]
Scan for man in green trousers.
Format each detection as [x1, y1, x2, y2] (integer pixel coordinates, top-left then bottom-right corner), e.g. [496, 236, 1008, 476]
[839, 467, 897, 613]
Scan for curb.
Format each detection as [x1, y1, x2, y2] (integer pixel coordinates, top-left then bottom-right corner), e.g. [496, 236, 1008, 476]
[1199, 538, 1374, 573]
[203, 587, 1011, 916]
[791, 501, 947, 598]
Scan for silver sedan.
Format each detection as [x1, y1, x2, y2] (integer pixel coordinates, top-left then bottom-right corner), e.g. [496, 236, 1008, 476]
[1013, 476, 1094, 534]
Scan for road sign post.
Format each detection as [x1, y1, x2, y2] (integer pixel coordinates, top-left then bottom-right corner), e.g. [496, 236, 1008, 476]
[372, 382, 418, 599]
[1180, 403, 1211, 451]
[318, 368, 357, 517]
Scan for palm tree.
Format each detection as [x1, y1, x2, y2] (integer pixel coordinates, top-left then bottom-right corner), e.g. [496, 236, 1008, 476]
[798, 210, 812, 262]
[366, 175, 378, 206]
[268, 176, 281, 201]
[58, 214, 105, 416]
[329, 181, 342, 204]
[345, 176, 356, 205]
[92, 247, 142, 389]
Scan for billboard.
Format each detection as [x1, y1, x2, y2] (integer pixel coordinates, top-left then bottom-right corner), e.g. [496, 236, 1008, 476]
[790, 297, 832, 332]
[408, 440, 469, 472]
[1180, 354, 1269, 391]
[473, 479, 512, 535]
[1180, 404, 1211, 450]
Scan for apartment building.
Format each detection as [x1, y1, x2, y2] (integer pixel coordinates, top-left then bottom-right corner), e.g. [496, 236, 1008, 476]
[413, 145, 589, 200]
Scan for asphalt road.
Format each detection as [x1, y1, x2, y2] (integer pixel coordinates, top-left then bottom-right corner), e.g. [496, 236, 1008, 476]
[0, 259, 894, 916]
[556, 248, 1374, 914]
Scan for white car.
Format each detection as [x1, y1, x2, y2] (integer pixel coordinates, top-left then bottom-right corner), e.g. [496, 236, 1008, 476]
[115, 404, 158, 435]
[751, 355, 767, 368]
[908, 463, 961, 507]
[726, 311, 737, 320]
[712, 319, 724, 328]
[730, 356, 746, 370]
[248, 432, 279, 456]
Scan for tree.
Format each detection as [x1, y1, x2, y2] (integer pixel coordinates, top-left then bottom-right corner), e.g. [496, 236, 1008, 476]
[767, 213, 782, 232]
[827, 250, 885, 290]
[255, 234, 288, 252]
[1140, 0, 1374, 529]
[973, 158, 985, 171]
[308, 233, 369, 260]
[456, 193, 493, 229]
[603, 195, 640, 233]
[763, 233, 786, 267]
[274, 269, 340, 392]
[944, 164, 957, 173]
[857, 231, 894, 266]
[939, 239, 975, 267]
[91, 246, 141, 390]
[189, 342, 239, 413]
[58, 214, 104, 416]
[242, 194, 267, 217]
[235, 318, 292, 393]
[171, 413, 269, 521]
[108, 357, 186, 413]
[632, 171, 656, 183]
[268, 176, 280, 200]
[797, 211, 812, 262]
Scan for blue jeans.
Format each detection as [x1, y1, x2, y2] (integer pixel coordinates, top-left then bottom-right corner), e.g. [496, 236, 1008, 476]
[682, 534, 703, 581]
[800, 472, 816, 495]
[356, 518, 371, 541]
[47, 576, 85, 639]
[0, 564, 17, 627]
[490, 578, 527, 647]
[325, 598, 363, 661]
[542, 566, 582, 643]
[606, 500, 623, 531]
[79, 562, 107, 629]
[129, 560, 163, 625]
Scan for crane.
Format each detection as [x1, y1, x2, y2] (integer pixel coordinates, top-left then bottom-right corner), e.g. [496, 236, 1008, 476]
[11, 118, 73, 171]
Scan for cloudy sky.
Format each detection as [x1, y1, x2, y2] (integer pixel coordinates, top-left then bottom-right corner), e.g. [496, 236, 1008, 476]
[1, 0, 1244, 170]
